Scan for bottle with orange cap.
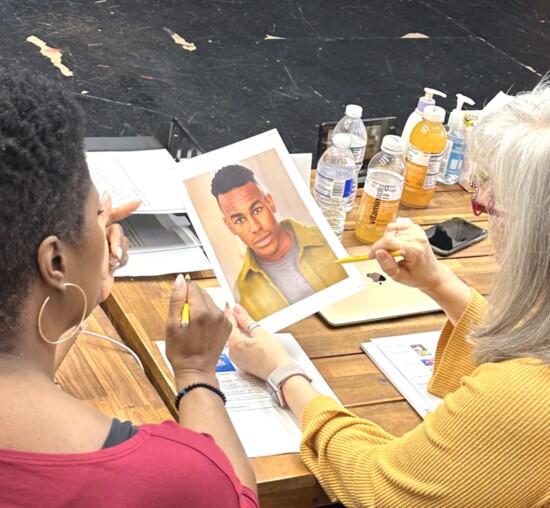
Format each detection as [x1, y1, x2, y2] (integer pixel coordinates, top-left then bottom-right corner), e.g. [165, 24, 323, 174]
[400, 105, 447, 208]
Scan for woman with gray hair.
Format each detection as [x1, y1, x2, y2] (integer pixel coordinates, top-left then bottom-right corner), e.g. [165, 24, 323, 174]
[227, 81, 550, 507]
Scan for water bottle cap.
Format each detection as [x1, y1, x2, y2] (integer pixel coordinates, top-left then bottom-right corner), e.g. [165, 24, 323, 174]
[332, 133, 352, 148]
[345, 104, 363, 118]
[381, 135, 406, 154]
[422, 105, 446, 123]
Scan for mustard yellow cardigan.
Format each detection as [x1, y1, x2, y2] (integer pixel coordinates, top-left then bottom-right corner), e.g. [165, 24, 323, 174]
[300, 290, 550, 507]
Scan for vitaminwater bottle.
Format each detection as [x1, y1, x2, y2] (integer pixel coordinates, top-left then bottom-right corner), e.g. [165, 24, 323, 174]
[401, 106, 447, 208]
[355, 135, 407, 243]
[313, 133, 356, 239]
[332, 105, 367, 212]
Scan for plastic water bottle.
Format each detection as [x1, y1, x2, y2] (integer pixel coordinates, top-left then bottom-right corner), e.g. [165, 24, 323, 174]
[332, 105, 367, 211]
[355, 135, 407, 243]
[313, 133, 356, 239]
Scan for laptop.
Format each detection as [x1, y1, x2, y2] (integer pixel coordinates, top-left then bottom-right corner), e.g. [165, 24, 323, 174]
[318, 247, 441, 327]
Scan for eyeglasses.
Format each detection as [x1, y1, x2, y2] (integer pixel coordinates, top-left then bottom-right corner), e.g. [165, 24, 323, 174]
[471, 186, 500, 217]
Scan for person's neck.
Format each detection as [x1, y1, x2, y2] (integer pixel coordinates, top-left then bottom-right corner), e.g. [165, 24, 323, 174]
[0, 351, 54, 383]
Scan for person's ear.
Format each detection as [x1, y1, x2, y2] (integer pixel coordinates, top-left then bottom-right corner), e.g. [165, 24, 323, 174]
[222, 216, 237, 235]
[265, 193, 277, 214]
[36, 236, 68, 291]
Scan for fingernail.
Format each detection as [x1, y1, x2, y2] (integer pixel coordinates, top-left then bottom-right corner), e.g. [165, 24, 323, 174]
[101, 190, 110, 203]
[116, 246, 123, 260]
[234, 304, 244, 314]
[174, 274, 184, 288]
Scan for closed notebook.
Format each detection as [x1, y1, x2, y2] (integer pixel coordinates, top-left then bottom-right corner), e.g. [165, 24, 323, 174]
[318, 249, 441, 326]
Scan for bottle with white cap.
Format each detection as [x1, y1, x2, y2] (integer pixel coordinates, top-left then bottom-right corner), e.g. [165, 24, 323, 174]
[332, 104, 368, 211]
[401, 105, 447, 208]
[313, 133, 356, 239]
[401, 87, 447, 152]
[437, 93, 476, 185]
[355, 135, 407, 243]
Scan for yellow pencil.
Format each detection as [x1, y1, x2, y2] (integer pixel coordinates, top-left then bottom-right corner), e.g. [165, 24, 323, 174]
[334, 250, 402, 264]
[181, 274, 191, 325]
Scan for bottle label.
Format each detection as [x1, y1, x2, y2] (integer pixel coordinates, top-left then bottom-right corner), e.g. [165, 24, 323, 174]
[407, 144, 431, 166]
[361, 173, 403, 225]
[350, 145, 366, 169]
[423, 151, 443, 189]
[364, 172, 403, 201]
[445, 142, 465, 178]
[438, 140, 454, 176]
[314, 172, 353, 198]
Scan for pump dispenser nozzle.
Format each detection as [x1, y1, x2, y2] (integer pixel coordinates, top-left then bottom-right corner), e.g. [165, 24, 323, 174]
[448, 93, 476, 128]
[417, 87, 447, 114]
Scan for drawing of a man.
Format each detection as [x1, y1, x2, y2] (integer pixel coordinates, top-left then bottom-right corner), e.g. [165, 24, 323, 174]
[211, 164, 347, 320]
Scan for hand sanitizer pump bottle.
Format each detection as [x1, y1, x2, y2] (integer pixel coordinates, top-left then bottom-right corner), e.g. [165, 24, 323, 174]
[401, 88, 447, 154]
[437, 94, 476, 185]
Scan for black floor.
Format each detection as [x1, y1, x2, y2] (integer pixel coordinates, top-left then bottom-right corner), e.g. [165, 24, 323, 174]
[1, 0, 548, 156]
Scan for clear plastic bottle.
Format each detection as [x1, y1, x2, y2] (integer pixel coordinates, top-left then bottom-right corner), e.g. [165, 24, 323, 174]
[332, 105, 367, 212]
[313, 133, 356, 239]
[401, 106, 447, 208]
[355, 135, 407, 244]
[437, 94, 475, 185]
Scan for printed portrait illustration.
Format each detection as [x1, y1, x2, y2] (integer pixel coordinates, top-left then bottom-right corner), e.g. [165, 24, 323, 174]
[182, 146, 350, 323]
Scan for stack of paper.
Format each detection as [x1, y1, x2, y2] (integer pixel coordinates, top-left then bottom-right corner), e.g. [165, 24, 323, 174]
[361, 331, 444, 418]
[87, 149, 210, 276]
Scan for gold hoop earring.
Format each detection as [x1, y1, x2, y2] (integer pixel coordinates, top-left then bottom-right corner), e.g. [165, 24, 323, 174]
[37, 283, 88, 345]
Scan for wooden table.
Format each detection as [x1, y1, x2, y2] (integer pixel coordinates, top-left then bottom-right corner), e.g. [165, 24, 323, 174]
[102, 183, 496, 507]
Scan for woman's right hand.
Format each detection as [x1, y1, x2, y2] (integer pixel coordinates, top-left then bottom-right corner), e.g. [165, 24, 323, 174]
[165, 275, 232, 381]
[369, 222, 450, 294]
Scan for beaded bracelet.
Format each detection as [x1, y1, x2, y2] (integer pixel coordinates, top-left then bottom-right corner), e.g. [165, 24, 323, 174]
[175, 382, 227, 410]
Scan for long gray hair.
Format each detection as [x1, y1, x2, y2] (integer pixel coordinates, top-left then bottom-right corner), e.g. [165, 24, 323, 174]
[468, 78, 550, 365]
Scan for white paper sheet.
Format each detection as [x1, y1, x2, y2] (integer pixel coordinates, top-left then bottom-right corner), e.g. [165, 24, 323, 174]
[87, 149, 186, 213]
[361, 331, 444, 418]
[156, 330, 340, 458]
[115, 213, 211, 277]
[174, 129, 365, 333]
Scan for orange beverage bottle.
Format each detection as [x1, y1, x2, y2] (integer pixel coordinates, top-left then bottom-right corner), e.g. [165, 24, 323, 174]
[401, 106, 447, 208]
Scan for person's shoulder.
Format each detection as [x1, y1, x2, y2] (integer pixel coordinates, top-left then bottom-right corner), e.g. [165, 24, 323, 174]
[283, 218, 324, 242]
[464, 358, 549, 418]
[139, 420, 217, 449]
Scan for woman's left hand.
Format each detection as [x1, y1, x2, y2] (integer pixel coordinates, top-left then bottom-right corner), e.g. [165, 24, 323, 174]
[97, 192, 140, 301]
[227, 304, 292, 380]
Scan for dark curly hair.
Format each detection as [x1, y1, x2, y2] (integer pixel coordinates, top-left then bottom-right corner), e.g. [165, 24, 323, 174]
[0, 69, 90, 352]
[211, 164, 258, 200]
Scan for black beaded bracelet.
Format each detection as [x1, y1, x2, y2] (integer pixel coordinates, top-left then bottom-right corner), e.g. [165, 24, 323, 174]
[175, 382, 227, 410]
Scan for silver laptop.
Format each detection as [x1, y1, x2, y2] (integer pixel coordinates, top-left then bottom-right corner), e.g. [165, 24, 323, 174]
[318, 248, 441, 326]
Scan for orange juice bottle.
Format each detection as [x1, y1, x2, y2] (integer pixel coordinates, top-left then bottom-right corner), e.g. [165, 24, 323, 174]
[401, 106, 447, 208]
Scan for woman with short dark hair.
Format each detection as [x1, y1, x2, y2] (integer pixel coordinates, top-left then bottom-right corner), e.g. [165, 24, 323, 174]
[0, 69, 258, 508]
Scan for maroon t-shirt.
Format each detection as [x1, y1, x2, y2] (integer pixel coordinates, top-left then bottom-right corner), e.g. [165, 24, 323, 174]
[0, 421, 258, 508]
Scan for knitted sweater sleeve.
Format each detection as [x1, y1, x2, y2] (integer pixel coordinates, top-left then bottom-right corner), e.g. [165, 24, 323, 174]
[428, 288, 487, 397]
[299, 291, 550, 507]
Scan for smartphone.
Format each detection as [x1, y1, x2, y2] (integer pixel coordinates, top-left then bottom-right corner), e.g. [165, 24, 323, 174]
[425, 217, 488, 256]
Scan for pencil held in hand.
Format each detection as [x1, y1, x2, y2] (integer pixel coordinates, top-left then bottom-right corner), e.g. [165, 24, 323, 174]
[335, 250, 402, 264]
[181, 274, 191, 325]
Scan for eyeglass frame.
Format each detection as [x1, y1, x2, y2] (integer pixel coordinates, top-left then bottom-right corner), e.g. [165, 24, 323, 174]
[471, 185, 500, 217]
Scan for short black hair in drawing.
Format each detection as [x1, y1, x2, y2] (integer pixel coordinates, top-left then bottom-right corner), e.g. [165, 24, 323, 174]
[0, 68, 90, 352]
[211, 164, 258, 200]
